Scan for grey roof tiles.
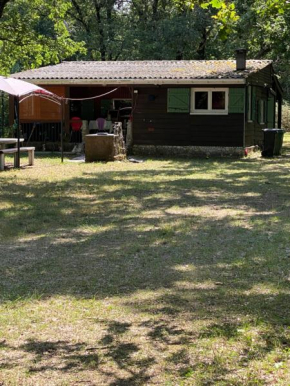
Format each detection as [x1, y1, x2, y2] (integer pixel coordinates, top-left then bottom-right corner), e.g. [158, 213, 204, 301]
[11, 60, 272, 82]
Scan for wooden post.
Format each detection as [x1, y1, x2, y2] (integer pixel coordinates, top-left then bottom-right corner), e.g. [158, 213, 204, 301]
[1, 91, 4, 137]
[278, 95, 282, 129]
[28, 149, 34, 165]
[131, 86, 135, 148]
[64, 86, 70, 135]
[60, 98, 64, 163]
[0, 153, 4, 171]
[9, 95, 14, 126]
[15, 97, 20, 168]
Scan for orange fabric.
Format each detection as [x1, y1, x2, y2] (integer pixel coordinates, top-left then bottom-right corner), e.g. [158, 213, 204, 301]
[19, 85, 65, 121]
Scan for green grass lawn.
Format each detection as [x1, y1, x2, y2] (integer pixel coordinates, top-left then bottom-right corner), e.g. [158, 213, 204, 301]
[1, 137, 290, 385]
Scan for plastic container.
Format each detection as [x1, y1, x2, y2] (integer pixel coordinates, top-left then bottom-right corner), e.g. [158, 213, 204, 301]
[262, 129, 285, 157]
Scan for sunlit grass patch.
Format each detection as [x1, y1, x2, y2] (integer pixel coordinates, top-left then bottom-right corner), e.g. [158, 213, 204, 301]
[1, 141, 290, 385]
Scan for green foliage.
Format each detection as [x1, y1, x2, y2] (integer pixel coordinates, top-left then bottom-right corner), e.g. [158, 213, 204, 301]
[257, 0, 290, 16]
[0, 0, 85, 74]
[0, 0, 290, 100]
[177, 0, 239, 39]
[69, 0, 214, 60]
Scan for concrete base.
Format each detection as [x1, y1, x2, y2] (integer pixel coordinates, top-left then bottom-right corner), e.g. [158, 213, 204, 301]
[85, 134, 115, 162]
[132, 145, 246, 158]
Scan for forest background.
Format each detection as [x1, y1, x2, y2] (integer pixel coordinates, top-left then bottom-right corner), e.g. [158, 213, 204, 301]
[0, 0, 289, 125]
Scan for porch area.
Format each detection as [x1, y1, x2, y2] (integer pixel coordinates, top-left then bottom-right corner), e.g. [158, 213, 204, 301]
[15, 85, 133, 152]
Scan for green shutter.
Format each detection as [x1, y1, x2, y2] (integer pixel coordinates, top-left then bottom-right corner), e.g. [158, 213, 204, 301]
[228, 88, 245, 113]
[167, 88, 190, 113]
[252, 87, 257, 122]
[267, 96, 275, 128]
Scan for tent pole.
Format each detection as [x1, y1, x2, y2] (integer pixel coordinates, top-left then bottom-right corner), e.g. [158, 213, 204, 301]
[1, 91, 4, 137]
[15, 97, 20, 168]
[61, 98, 64, 163]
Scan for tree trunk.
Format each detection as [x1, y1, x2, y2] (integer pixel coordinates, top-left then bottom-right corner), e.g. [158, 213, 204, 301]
[197, 27, 207, 60]
[71, 0, 91, 34]
[152, 0, 159, 20]
[176, 50, 183, 60]
[0, 0, 9, 19]
[106, 2, 114, 60]
[93, 0, 106, 61]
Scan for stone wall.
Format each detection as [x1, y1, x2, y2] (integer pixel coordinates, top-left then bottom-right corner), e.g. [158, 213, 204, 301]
[132, 145, 247, 158]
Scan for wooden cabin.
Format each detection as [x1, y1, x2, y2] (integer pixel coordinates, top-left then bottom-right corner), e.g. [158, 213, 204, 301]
[11, 52, 283, 156]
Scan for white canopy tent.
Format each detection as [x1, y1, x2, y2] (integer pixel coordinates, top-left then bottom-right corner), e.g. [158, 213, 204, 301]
[0, 77, 62, 167]
[0, 77, 122, 167]
[0, 76, 54, 97]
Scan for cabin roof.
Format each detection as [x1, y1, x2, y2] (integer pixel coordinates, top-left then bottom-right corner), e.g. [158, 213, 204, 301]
[13, 60, 272, 79]
[11, 60, 272, 85]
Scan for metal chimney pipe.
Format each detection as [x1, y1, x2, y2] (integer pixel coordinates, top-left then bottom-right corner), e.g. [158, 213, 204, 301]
[235, 49, 247, 71]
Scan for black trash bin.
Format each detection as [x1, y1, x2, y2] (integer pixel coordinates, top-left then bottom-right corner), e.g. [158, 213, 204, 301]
[274, 129, 285, 155]
[262, 128, 285, 157]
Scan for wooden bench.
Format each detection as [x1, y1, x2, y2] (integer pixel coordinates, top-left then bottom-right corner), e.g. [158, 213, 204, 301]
[0, 147, 35, 171]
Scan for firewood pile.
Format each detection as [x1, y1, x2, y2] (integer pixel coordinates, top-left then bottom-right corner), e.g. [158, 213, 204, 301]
[113, 122, 126, 160]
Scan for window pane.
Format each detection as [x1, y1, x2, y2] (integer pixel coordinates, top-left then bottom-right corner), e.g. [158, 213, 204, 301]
[195, 92, 208, 110]
[212, 91, 225, 110]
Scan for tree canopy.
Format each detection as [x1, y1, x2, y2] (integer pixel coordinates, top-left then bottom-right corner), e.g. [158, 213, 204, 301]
[0, 0, 289, 97]
[0, 0, 85, 74]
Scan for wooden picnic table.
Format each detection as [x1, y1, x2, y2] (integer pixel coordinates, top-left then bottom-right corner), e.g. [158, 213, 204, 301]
[0, 138, 24, 144]
[0, 138, 34, 171]
[0, 138, 24, 149]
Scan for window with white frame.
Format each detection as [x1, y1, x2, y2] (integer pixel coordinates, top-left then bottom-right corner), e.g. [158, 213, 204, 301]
[191, 88, 228, 115]
[247, 85, 252, 122]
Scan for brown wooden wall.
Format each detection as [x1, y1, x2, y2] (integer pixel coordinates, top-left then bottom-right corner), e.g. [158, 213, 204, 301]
[245, 64, 275, 147]
[20, 85, 65, 122]
[247, 64, 273, 88]
[69, 86, 130, 99]
[245, 86, 269, 147]
[69, 86, 131, 118]
[133, 87, 244, 147]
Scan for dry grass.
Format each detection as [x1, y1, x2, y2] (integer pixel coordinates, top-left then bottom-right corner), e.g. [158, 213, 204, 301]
[1, 136, 290, 385]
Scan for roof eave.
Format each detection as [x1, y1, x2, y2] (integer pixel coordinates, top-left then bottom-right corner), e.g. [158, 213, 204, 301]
[273, 75, 283, 97]
[17, 78, 246, 86]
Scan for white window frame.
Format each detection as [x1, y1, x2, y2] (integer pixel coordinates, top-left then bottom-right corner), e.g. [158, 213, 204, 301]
[191, 88, 229, 115]
[113, 99, 132, 110]
[247, 85, 252, 122]
[260, 100, 266, 125]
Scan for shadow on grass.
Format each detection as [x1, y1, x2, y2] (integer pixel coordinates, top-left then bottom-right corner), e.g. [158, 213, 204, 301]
[1, 156, 290, 383]
[1, 333, 153, 385]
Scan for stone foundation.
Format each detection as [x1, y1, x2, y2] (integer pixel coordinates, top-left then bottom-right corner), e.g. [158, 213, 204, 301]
[132, 145, 247, 158]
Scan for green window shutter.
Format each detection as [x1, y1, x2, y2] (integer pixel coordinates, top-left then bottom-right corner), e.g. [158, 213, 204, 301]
[252, 87, 257, 122]
[228, 88, 245, 113]
[267, 96, 275, 128]
[167, 88, 190, 113]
